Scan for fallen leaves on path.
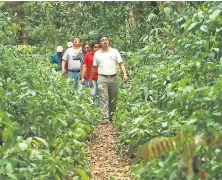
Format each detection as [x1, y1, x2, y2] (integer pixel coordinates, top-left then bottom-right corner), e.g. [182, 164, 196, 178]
[86, 123, 133, 180]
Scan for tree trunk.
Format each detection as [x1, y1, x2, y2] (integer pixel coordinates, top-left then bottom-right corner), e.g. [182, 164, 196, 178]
[13, 2, 28, 45]
[151, 1, 159, 15]
[21, 30, 28, 45]
[129, 5, 135, 27]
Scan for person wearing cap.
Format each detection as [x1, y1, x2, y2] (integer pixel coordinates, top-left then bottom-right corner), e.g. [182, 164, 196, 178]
[51, 46, 64, 72]
[67, 42, 73, 48]
[89, 35, 128, 124]
[62, 37, 83, 88]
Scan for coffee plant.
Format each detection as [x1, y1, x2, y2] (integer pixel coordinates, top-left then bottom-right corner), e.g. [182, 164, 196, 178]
[1, 1, 222, 179]
[115, 1, 222, 179]
[0, 45, 101, 179]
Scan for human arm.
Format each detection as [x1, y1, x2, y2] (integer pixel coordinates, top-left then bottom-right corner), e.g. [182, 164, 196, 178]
[61, 50, 68, 74]
[62, 60, 67, 74]
[119, 63, 128, 82]
[81, 64, 87, 85]
[115, 49, 128, 82]
[89, 66, 98, 88]
[89, 52, 99, 88]
[81, 54, 89, 85]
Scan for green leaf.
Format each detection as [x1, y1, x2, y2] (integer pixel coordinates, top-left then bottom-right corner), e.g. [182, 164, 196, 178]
[149, 35, 153, 43]
[213, 48, 219, 52]
[57, 166, 66, 176]
[6, 163, 13, 173]
[158, 161, 164, 167]
[161, 122, 168, 128]
[147, 13, 155, 22]
[143, 35, 148, 42]
[34, 137, 48, 147]
[7, 173, 17, 180]
[109, 176, 115, 180]
[187, 22, 202, 33]
[54, 173, 61, 180]
[32, 139, 40, 147]
[74, 168, 88, 180]
[18, 142, 28, 151]
[187, 119, 197, 125]
[209, 10, 221, 21]
[28, 90, 36, 96]
[200, 25, 208, 32]
[212, 112, 221, 116]
[133, 117, 142, 125]
[161, 28, 169, 35]
[164, 7, 172, 17]
[215, 148, 221, 155]
[57, 118, 68, 127]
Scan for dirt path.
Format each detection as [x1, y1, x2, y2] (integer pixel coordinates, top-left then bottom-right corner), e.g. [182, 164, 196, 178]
[87, 123, 133, 180]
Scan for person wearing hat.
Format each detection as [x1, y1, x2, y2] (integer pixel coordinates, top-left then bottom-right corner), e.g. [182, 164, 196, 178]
[89, 35, 128, 124]
[67, 42, 73, 48]
[51, 46, 64, 72]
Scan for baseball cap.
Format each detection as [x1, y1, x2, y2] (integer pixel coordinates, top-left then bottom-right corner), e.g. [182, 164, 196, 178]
[67, 42, 73, 48]
[56, 46, 63, 52]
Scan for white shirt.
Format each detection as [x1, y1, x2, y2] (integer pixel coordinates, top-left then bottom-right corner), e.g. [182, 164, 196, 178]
[93, 47, 123, 75]
[62, 47, 82, 71]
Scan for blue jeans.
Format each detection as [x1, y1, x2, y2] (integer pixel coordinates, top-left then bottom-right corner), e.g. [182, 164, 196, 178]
[85, 79, 101, 107]
[68, 71, 82, 88]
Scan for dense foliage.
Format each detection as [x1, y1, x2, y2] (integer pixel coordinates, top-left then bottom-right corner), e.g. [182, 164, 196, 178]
[0, 1, 161, 51]
[0, 44, 101, 179]
[116, 1, 222, 179]
[1, 1, 222, 179]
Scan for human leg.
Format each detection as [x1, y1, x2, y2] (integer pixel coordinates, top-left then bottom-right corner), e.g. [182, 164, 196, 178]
[108, 76, 118, 121]
[92, 80, 101, 107]
[68, 71, 78, 88]
[91, 80, 98, 96]
[97, 76, 109, 123]
[68, 71, 82, 89]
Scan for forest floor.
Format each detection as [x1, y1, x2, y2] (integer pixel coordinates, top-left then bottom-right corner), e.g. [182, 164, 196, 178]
[86, 123, 134, 180]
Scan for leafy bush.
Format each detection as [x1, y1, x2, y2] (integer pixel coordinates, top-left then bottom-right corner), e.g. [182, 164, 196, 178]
[115, 2, 222, 179]
[0, 45, 101, 179]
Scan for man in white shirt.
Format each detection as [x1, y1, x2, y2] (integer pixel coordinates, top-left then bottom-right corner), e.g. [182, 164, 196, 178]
[62, 37, 83, 88]
[89, 35, 128, 124]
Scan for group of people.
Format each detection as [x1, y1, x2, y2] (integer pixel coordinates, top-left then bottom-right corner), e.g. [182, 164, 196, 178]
[51, 35, 128, 124]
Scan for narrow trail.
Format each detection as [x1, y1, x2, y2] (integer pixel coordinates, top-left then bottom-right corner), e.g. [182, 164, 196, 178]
[87, 123, 133, 180]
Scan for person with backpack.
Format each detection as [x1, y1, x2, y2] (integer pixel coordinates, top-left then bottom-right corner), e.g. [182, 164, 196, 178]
[62, 37, 83, 88]
[89, 35, 128, 124]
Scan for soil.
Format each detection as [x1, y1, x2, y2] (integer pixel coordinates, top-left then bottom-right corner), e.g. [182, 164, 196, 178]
[86, 123, 133, 180]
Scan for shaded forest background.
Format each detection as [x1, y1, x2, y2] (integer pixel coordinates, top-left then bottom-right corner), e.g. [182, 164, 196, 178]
[1, 1, 222, 179]
[0, 1, 200, 51]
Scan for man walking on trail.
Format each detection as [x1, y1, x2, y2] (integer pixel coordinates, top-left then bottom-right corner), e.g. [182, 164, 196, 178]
[51, 46, 64, 72]
[62, 37, 83, 88]
[89, 35, 128, 124]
